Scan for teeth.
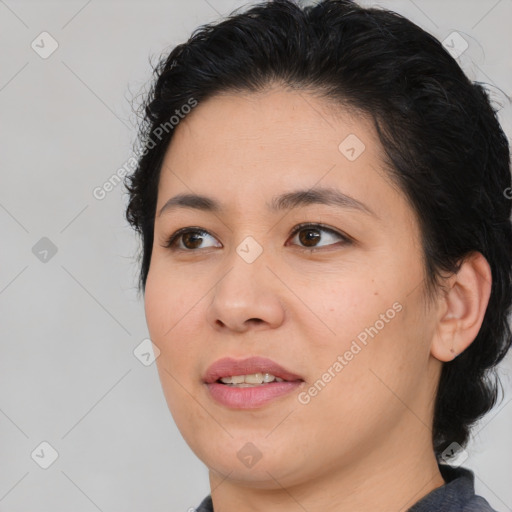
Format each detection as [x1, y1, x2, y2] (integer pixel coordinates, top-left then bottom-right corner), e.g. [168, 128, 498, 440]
[219, 373, 285, 385]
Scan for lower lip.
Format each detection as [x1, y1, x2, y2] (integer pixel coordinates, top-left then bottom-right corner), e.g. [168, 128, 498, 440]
[205, 381, 303, 409]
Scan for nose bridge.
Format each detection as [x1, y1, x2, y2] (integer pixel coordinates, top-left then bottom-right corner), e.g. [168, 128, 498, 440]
[206, 235, 285, 331]
[217, 236, 269, 305]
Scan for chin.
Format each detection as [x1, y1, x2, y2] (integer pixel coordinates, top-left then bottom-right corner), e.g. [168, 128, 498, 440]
[191, 439, 310, 488]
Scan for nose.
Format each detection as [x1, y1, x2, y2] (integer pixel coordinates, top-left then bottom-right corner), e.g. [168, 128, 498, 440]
[206, 253, 286, 333]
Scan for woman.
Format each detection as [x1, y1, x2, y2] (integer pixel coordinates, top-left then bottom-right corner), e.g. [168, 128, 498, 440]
[124, 0, 512, 510]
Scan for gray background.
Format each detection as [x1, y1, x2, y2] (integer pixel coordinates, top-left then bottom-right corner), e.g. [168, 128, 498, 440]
[0, 0, 511, 511]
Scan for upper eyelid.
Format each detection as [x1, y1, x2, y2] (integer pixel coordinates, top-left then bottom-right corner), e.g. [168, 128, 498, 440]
[164, 226, 219, 248]
[288, 223, 352, 245]
[164, 223, 350, 249]
[290, 223, 345, 236]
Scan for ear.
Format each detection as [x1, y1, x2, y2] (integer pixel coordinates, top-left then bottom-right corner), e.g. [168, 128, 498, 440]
[430, 252, 492, 362]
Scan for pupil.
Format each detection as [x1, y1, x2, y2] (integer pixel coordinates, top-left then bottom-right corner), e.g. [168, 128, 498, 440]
[183, 232, 202, 249]
[300, 229, 320, 247]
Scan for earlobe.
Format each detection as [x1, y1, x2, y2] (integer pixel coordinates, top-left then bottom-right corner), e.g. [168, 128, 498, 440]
[430, 252, 492, 362]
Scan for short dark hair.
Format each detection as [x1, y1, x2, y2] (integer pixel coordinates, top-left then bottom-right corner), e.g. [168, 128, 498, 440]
[124, 0, 512, 461]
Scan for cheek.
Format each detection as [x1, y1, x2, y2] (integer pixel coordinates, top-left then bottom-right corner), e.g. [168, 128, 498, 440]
[145, 270, 208, 432]
[144, 259, 168, 330]
[144, 261, 202, 342]
[312, 266, 428, 388]
[144, 262, 213, 387]
[316, 276, 393, 344]
[295, 297, 426, 439]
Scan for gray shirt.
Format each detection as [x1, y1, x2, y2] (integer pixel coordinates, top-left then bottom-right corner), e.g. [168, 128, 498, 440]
[194, 464, 497, 511]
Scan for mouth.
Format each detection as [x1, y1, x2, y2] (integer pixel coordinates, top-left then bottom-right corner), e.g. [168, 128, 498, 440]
[203, 356, 304, 384]
[203, 356, 304, 409]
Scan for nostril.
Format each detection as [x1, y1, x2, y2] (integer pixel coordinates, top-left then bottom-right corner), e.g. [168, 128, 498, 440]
[213, 318, 263, 330]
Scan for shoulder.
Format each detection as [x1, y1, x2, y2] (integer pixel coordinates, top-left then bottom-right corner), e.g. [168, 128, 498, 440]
[194, 494, 213, 512]
[408, 464, 498, 512]
[195, 465, 498, 512]
[462, 495, 500, 512]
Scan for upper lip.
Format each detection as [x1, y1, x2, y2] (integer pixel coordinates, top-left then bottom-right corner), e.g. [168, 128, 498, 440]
[203, 356, 304, 384]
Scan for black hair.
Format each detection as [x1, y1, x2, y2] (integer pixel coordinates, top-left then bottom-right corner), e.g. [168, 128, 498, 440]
[124, 0, 512, 461]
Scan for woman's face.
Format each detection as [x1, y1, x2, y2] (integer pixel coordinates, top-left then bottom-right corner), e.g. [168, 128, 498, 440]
[145, 87, 443, 488]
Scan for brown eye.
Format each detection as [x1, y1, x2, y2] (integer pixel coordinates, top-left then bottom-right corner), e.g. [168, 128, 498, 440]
[163, 224, 350, 252]
[289, 223, 350, 250]
[164, 228, 221, 251]
[182, 231, 205, 249]
[298, 228, 322, 247]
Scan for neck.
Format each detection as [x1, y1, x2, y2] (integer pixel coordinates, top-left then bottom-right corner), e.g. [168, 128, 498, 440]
[208, 421, 445, 512]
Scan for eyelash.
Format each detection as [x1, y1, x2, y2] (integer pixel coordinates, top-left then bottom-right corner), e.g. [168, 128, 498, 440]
[162, 223, 352, 253]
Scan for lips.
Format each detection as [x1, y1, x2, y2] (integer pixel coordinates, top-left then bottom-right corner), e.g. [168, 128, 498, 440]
[203, 356, 304, 384]
[203, 356, 305, 409]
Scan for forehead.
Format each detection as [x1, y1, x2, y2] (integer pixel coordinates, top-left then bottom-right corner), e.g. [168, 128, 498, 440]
[156, 88, 407, 222]
[166, 88, 374, 160]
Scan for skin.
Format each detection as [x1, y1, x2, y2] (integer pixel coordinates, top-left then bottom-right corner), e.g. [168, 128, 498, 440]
[144, 86, 492, 512]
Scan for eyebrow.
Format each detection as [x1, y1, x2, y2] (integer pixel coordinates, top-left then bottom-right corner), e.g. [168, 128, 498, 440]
[157, 186, 377, 218]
